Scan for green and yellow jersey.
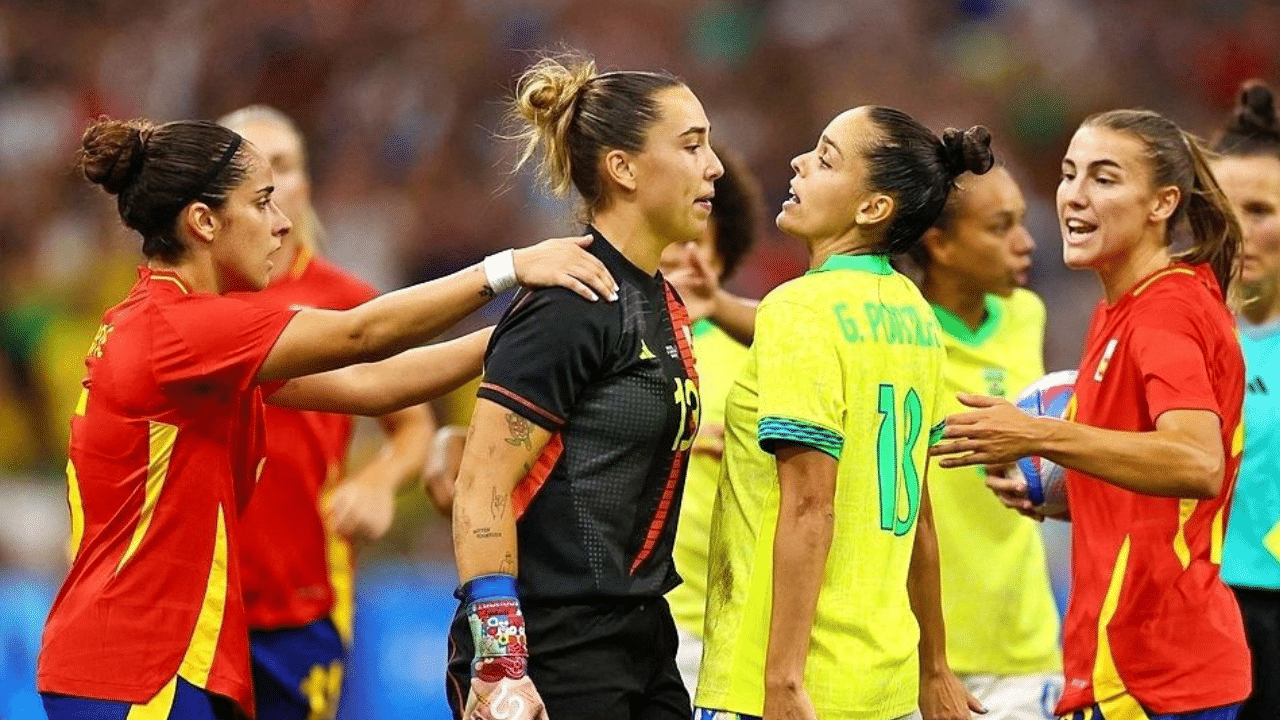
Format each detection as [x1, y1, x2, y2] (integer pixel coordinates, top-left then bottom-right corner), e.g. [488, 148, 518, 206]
[696, 254, 947, 720]
[928, 289, 1060, 675]
[669, 320, 749, 638]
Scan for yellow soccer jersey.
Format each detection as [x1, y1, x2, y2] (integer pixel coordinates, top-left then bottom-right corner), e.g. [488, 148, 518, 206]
[697, 255, 947, 720]
[669, 321, 749, 637]
[928, 289, 1061, 675]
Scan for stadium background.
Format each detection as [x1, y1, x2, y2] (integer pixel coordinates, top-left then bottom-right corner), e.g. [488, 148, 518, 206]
[0, 0, 1272, 716]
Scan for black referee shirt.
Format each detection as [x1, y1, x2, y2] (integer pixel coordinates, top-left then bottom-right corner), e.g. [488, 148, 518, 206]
[476, 227, 701, 601]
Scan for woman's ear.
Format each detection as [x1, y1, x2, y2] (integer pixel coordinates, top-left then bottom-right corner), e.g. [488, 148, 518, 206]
[1149, 185, 1181, 224]
[602, 149, 638, 193]
[180, 202, 219, 246]
[856, 193, 895, 227]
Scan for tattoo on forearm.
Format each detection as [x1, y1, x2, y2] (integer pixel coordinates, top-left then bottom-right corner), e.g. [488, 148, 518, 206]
[490, 487, 505, 519]
[499, 552, 515, 575]
[504, 413, 532, 450]
[473, 526, 501, 540]
[479, 284, 496, 299]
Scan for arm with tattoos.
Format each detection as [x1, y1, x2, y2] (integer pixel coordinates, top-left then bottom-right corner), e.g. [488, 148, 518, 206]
[453, 401, 549, 581]
[452, 399, 554, 719]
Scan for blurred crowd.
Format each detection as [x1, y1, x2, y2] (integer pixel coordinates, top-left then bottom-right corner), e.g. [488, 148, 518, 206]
[0, 0, 1275, 555]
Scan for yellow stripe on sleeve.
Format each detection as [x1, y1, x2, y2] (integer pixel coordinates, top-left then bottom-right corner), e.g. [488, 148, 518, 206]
[178, 505, 229, 688]
[66, 459, 85, 563]
[117, 421, 178, 573]
[125, 675, 177, 720]
[1211, 506, 1225, 565]
[1172, 499, 1197, 569]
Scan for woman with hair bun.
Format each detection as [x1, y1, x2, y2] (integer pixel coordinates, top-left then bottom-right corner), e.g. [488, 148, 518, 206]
[37, 117, 617, 720]
[446, 53, 722, 720]
[696, 107, 990, 720]
[936, 108, 1250, 719]
[217, 104, 447, 720]
[1211, 79, 1280, 720]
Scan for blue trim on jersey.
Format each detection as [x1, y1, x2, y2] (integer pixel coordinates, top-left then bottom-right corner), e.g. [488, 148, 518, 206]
[1222, 322, 1280, 590]
[758, 416, 843, 460]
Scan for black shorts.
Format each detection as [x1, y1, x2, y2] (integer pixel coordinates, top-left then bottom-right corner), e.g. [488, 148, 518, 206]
[446, 596, 689, 720]
[1231, 585, 1280, 720]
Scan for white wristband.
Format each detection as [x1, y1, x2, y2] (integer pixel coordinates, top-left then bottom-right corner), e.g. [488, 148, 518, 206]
[482, 249, 518, 294]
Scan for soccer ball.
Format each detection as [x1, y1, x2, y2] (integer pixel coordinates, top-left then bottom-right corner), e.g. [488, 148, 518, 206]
[1012, 370, 1076, 516]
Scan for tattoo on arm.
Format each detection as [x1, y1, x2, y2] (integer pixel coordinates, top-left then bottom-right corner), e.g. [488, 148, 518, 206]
[504, 412, 533, 450]
[479, 284, 496, 299]
[490, 486, 506, 519]
[472, 526, 501, 540]
[499, 552, 516, 575]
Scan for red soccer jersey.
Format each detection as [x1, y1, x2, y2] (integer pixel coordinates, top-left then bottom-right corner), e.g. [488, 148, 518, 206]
[1058, 263, 1250, 714]
[37, 268, 296, 714]
[231, 251, 378, 632]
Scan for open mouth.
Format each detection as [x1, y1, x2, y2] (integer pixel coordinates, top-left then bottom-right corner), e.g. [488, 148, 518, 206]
[783, 182, 800, 207]
[694, 193, 714, 211]
[1063, 218, 1097, 244]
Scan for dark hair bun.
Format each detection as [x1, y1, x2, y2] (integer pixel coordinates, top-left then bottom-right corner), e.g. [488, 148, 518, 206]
[80, 119, 152, 195]
[939, 125, 995, 177]
[1230, 80, 1280, 141]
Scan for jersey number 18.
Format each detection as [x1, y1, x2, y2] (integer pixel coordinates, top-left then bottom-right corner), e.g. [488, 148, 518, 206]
[875, 383, 922, 537]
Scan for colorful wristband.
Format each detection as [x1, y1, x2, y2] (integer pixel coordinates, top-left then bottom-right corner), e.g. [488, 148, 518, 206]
[464, 574, 528, 681]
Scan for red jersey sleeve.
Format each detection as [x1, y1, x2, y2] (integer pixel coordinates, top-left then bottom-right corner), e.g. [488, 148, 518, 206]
[1128, 296, 1221, 423]
[153, 294, 297, 394]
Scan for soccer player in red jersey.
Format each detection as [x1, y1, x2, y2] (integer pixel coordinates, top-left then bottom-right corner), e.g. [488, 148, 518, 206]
[38, 117, 618, 720]
[219, 105, 448, 720]
[933, 110, 1251, 720]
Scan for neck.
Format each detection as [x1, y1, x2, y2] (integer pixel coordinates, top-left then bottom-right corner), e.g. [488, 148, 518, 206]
[592, 210, 672, 276]
[1097, 240, 1170, 303]
[147, 250, 220, 294]
[923, 271, 988, 332]
[1241, 280, 1280, 325]
[807, 232, 877, 271]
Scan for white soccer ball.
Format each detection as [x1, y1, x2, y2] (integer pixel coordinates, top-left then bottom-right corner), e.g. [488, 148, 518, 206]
[1012, 370, 1076, 516]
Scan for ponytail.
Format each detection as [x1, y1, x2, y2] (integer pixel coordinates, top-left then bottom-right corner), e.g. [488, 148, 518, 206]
[1177, 134, 1242, 298]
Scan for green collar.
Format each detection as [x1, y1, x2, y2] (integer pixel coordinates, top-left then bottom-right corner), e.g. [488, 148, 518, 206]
[691, 319, 715, 338]
[806, 254, 894, 276]
[932, 294, 1003, 346]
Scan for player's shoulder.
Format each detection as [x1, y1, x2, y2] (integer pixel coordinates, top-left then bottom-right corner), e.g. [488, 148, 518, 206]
[759, 274, 830, 312]
[498, 285, 619, 335]
[1002, 287, 1047, 320]
[1129, 265, 1229, 327]
[300, 256, 380, 302]
[1133, 264, 1216, 304]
